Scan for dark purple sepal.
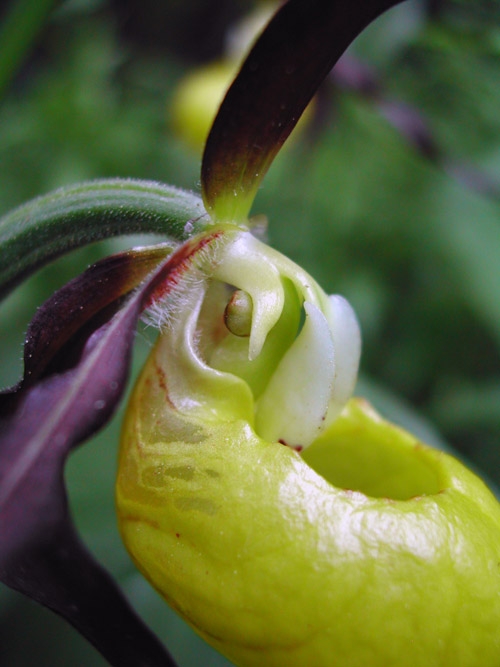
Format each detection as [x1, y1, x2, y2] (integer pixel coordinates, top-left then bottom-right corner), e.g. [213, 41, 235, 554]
[3, 520, 175, 667]
[202, 0, 405, 222]
[18, 243, 175, 391]
[0, 245, 180, 666]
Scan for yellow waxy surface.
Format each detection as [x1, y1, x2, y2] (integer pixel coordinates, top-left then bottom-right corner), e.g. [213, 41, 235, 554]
[117, 340, 500, 667]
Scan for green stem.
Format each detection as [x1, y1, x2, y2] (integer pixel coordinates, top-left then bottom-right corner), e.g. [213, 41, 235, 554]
[0, 178, 209, 300]
[0, 0, 58, 98]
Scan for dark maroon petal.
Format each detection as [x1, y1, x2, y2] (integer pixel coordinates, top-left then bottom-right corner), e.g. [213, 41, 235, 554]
[0, 286, 177, 666]
[202, 0, 405, 221]
[3, 521, 176, 667]
[19, 243, 174, 389]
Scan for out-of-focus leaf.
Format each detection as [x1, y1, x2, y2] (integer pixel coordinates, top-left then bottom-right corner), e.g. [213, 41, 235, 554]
[431, 380, 500, 432]
[393, 25, 500, 157]
[0, 0, 57, 99]
[0, 178, 208, 300]
[433, 0, 500, 27]
[201, 0, 405, 222]
[431, 187, 500, 348]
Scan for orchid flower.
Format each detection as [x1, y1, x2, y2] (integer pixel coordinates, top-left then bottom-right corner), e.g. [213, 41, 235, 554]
[1, 1, 500, 667]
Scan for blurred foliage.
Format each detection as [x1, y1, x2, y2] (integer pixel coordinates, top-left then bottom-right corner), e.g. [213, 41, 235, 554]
[0, 0, 499, 665]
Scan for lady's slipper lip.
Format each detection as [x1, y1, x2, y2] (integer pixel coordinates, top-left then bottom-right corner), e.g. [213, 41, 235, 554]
[117, 387, 500, 667]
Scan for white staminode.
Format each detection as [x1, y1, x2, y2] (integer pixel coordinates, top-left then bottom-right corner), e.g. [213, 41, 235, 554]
[255, 301, 335, 448]
[323, 294, 362, 425]
[256, 296, 361, 448]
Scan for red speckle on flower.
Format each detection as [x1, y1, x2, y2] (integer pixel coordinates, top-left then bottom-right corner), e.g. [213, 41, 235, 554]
[144, 231, 224, 310]
[155, 363, 167, 392]
[278, 439, 303, 453]
[154, 362, 177, 409]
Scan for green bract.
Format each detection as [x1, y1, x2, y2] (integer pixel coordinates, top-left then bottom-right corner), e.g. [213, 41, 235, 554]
[116, 226, 500, 667]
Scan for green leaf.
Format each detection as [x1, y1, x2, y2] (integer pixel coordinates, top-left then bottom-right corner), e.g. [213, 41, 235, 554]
[201, 0, 405, 222]
[0, 178, 208, 300]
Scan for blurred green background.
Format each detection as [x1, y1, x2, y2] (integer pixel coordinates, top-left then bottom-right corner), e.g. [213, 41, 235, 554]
[0, 0, 499, 664]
